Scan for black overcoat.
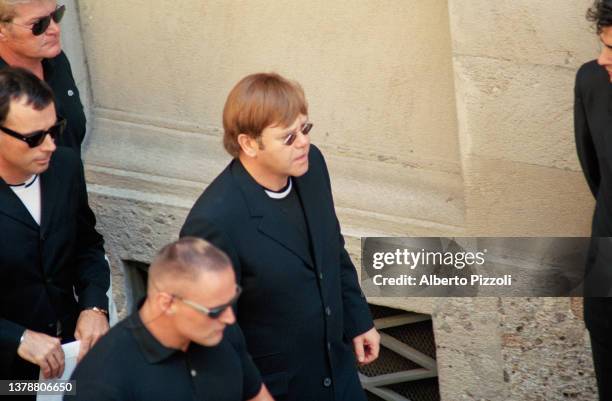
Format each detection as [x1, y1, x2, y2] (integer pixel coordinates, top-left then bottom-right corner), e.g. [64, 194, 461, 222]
[0, 148, 109, 378]
[574, 60, 612, 334]
[181, 145, 373, 401]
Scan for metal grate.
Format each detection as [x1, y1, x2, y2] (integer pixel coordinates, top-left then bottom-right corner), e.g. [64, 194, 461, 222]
[361, 346, 423, 377]
[360, 304, 440, 401]
[384, 321, 436, 359]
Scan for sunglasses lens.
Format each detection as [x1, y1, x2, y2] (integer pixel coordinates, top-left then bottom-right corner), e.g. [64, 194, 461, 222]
[25, 120, 64, 148]
[49, 120, 66, 139]
[302, 123, 313, 135]
[52, 5, 66, 23]
[31, 16, 50, 36]
[31, 5, 65, 36]
[24, 131, 46, 148]
[285, 134, 296, 146]
[208, 287, 240, 318]
[208, 306, 227, 319]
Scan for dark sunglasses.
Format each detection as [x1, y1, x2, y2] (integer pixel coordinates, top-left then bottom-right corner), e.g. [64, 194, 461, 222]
[0, 118, 66, 148]
[13, 4, 66, 36]
[283, 122, 313, 146]
[174, 285, 242, 319]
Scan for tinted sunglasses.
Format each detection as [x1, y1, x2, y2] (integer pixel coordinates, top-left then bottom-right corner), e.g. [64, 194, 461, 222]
[283, 122, 313, 146]
[12, 5, 66, 36]
[0, 118, 66, 148]
[174, 285, 242, 319]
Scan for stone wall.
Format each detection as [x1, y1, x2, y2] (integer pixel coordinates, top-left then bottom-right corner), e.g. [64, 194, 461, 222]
[62, 0, 602, 399]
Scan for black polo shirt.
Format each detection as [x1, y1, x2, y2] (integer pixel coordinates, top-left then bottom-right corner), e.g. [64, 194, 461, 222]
[65, 310, 263, 401]
[0, 51, 86, 156]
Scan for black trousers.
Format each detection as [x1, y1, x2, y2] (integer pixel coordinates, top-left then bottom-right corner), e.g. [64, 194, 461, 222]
[590, 329, 612, 401]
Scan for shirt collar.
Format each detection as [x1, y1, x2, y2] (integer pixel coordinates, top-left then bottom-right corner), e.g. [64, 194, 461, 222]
[264, 177, 292, 199]
[126, 299, 179, 364]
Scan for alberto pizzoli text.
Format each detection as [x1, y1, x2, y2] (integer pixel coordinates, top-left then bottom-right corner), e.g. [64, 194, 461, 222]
[373, 274, 513, 287]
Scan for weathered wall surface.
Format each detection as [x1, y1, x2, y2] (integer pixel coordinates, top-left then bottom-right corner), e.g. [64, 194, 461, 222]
[444, 1, 598, 400]
[78, 0, 464, 241]
[448, 0, 597, 236]
[63, 0, 602, 400]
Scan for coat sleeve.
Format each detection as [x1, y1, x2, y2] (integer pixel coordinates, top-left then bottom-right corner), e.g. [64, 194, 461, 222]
[317, 149, 374, 339]
[72, 157, 110, 311]
[0, 318, 26, 372]
[574, 69, 600, 198]
[338, 230, 375, 339]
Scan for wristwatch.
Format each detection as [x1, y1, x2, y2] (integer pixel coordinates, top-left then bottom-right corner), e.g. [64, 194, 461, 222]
[87, 307, 109, 316]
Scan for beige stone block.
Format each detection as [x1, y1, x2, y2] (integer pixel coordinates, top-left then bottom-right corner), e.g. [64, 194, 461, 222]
[78, 0, 460, 173]
[463, 157, 594, 236]
[453, 58, 580, 172]
[433, 298, 507, 401]
[448, 0, 597, 69]
[85, 114, 464, 237]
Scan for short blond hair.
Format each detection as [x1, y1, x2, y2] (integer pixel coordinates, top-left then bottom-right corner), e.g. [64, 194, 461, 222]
[0, 0, 48, 22]
[148, 237, 232, 291]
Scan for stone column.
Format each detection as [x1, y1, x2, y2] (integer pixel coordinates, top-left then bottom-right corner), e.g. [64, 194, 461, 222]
[445, 1, 598, 399]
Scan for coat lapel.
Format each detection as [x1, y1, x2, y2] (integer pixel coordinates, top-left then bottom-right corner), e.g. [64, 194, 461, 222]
[294, 168, 326, 272]
[0, 179, 39, 230]
[231, 160, 314, 269]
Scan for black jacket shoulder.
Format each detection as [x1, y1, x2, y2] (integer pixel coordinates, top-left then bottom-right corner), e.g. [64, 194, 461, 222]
[49, 147, 81, 176]
[576, 60, 607, 90]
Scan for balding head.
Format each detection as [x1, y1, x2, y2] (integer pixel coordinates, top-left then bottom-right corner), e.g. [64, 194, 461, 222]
[148, 237, 232, 294]
[141, 238, 237, 349]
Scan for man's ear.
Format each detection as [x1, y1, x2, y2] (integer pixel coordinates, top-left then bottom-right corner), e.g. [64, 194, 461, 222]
[156, 292, 175, 315]
[237, 133, 259, 158]
[0, 24, 8, 42]
[0, 21, 12, 42]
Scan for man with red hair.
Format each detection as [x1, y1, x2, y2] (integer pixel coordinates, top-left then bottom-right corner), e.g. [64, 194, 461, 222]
[182, 72, 379, 401]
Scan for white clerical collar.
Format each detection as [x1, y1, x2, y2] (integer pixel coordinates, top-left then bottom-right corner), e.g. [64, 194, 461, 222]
[264, 178, 292, 199]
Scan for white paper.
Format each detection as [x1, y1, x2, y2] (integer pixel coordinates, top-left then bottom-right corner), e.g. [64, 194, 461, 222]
[36, 340, 80, 401]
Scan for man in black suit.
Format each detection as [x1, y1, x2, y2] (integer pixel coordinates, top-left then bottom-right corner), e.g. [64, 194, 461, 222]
[181, 72, 380, 401]
[575, 1, 612, 399]
[0, 67, 109, 386]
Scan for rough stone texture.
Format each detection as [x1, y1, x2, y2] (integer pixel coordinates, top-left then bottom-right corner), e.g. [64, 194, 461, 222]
[499, 298, 596, 401]
[77, 0, 465, 237]
[58, 1, 603, 400]
[447, 1, 599, 400]
[433, 298, 508, 401]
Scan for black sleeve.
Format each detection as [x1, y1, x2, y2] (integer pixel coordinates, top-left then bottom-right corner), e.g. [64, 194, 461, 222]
[72, 157, 110, 311]
[225, 325, 263, 400]
[55, 51, 87, 151]
[316, 148, 374, 339]
[0, 319, 26, 372]
[574, 69, 600, 198]
[338, 232, 374, 339]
